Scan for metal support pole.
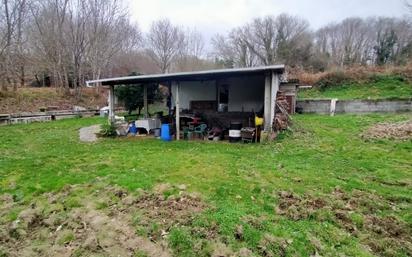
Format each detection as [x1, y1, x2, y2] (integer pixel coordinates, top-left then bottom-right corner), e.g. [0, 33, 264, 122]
[174, 81, 180, 140]
[108, 85, 115, 124]
[264, 73, 271, 131]
[144, 84, 148, 118]
[270, 72, 279, 131]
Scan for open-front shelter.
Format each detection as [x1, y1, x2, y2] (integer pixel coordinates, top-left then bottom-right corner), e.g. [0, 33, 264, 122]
[86, 65, 286, 140]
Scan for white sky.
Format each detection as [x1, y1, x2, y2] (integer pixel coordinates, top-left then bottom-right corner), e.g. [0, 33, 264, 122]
[128, 0, 409, 42]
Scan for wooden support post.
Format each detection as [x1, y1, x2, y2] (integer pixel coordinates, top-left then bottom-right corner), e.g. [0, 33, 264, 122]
[108, 85, 115, 124]
[264, 73, 271, 131]
[174, 81, 180, 141]
[143, 84, 148, 118]
[270, 72, 279, 130]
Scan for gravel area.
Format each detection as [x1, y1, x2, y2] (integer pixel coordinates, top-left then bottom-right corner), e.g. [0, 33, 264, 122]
[79, 124, 101, 142]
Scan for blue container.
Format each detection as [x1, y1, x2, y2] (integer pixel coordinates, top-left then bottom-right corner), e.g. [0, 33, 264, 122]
[129, 121, 137, 135]
[160, 124, 171, 141]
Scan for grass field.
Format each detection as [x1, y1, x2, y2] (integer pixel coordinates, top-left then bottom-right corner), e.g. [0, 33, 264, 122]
[1, 114, 411, 257]
[298, 75, 412, 100]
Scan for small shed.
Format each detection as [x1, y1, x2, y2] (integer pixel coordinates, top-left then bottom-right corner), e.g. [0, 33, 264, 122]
[87, 65, 292, 140]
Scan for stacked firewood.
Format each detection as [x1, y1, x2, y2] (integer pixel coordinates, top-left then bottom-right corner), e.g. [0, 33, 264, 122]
[273, 91, 290, 132]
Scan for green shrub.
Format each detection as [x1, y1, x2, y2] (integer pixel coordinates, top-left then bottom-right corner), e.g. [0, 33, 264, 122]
[98, 123, 117, 137]
[115, 72, 162, 115]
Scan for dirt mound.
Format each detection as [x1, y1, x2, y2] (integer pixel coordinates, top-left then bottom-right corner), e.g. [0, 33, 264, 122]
[362, 120, 412, 140]
[275, 191, 327, 221]
[123, 189, 207, 243]
[134, 193, 206, 228]
[275, 188, 412, 256]
[0, 183, 210, 257]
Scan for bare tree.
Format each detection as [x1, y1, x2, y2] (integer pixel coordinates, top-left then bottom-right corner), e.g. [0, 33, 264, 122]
[274, 14, 312, 67]
[243, 16, 277, 65]
[26, 0, 141, 94]
[0, 0, 28, 91]
[320, 17, 412, 66]
[212, 28, 257, 68]
[66, 0, 89, 95]
[146, 19, 185, 73]
[174, 28, 208, 71]
[86, 0, 141, 82]
[212, 14, 311, 67]
[29, 0, 71, 90]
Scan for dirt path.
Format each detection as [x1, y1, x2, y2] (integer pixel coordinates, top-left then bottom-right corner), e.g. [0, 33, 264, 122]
[79, 125, 101, 142]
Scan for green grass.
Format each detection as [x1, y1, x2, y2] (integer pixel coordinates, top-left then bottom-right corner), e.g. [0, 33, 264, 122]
[298, 75, 412, 100]
[1, 114, 411, 256]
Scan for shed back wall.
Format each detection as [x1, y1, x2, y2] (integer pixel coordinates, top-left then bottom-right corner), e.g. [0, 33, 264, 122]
[171, 75, 265, 112]
[227, 76, 264, 112]
[171, 81, 216, 110]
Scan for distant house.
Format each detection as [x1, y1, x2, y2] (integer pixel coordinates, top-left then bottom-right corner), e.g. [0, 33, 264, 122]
[86, 65, 297, 139]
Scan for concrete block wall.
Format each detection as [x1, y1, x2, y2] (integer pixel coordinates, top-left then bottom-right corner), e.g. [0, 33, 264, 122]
[296, 99, 412, 114]
[296, 99, 331, 114]
[336, 99, 412, 113]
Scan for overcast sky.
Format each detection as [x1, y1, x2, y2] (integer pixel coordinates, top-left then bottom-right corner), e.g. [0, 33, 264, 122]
[129, 0, 410, 42]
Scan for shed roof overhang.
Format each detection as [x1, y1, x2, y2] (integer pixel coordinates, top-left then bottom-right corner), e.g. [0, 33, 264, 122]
[86, 65, 285, 87]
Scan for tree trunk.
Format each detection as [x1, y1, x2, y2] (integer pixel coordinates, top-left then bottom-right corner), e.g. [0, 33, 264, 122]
[20, 65, 25, 87]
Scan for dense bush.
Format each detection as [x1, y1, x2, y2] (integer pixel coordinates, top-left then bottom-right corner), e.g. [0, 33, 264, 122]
[115, 72, 162, 115]
[316, 71, 353, 90]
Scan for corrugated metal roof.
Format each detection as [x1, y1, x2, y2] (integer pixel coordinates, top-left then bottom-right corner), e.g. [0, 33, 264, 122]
[86, 65, 285, 86]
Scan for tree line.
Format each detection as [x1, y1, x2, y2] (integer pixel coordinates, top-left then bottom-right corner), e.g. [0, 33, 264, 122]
[212, 14, 412, 70]
[1, 0, 412, 93]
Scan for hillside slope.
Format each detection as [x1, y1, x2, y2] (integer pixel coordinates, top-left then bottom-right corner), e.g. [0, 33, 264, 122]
[0, 88, 107, 113]
[298, 75, 412, 100]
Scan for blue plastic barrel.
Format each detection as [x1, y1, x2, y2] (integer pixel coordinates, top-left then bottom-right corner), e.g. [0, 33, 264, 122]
[160, 124, 171, 141]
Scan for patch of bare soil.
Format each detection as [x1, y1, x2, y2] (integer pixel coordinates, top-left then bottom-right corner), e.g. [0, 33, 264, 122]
[0, 183, 210, 257]
[132, 192, 206, 239]
[275, 191, 327, 221]
[361, 120, 412, 140]
[275, 188, 412, 256]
